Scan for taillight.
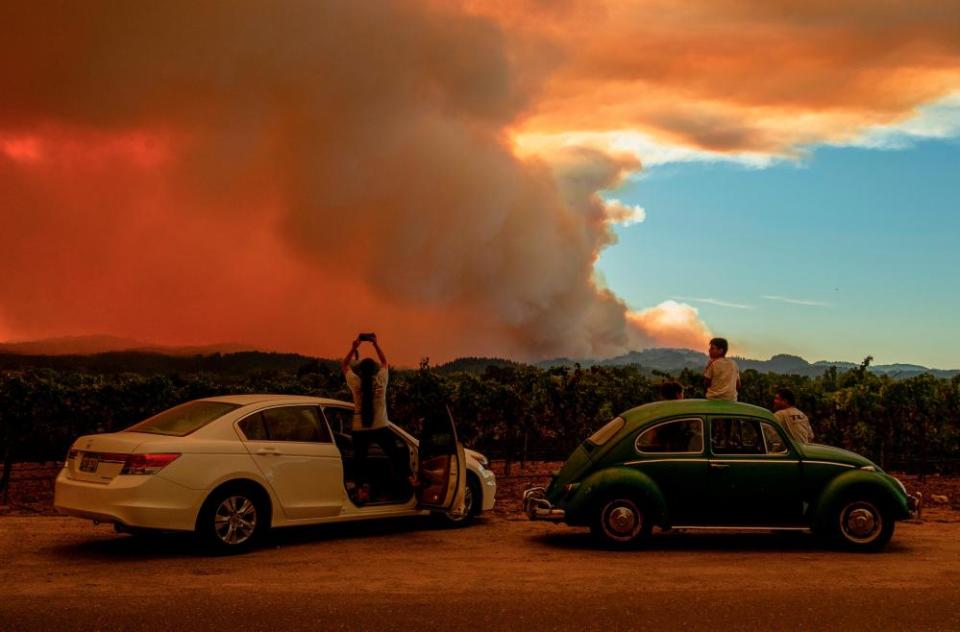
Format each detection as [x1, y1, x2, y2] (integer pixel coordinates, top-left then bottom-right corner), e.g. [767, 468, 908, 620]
[121, 453, 181, 475]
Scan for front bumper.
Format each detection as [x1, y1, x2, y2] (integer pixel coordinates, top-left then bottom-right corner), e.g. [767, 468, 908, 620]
[477, 466, 497, 512]
[908, 492, 923, 519]
[522, 486, 565, 521]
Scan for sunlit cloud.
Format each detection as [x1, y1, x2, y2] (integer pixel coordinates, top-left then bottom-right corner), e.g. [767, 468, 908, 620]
[763, 295, 831, 307]
[603, 198, 646, 226]
[673, 296, 755, 309]
[627, 300, 712, 350]
[839, 92, 960, 150]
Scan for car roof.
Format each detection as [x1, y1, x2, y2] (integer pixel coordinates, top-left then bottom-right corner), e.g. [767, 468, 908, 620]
[621, 398, 776, 431]
[200, 393, 353, 407]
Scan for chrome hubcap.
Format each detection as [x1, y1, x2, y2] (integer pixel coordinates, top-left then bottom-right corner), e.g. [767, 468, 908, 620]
[840, 501, 881, 543]
[214, 496, 257, 545]
[603, 500, 642, 540]
[609, 507, 637, 534]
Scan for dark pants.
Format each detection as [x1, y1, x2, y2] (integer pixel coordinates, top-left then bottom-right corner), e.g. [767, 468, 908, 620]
[352, 428, 412, 497]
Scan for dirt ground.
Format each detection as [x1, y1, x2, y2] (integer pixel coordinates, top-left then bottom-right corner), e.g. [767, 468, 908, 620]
[2, 460, 960, 630]
[2, 513, 960, 631]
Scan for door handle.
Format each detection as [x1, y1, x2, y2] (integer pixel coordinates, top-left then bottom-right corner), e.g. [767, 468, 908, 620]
[709, 462, 730, 469]
[256, 448, 281, 456]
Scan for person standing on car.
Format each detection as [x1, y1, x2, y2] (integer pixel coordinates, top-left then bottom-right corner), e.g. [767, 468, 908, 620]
[341, 334, 409, 504]
[772, 387, 815, 444]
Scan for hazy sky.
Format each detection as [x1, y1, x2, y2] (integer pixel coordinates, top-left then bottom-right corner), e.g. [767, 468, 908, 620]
[1, 1, 958, 365]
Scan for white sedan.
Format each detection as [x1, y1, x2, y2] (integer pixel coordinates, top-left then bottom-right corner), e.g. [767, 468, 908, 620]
[54, 394, 496, 552]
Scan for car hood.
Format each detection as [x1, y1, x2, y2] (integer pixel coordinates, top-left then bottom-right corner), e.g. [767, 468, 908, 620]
[799, 443, 876, 468]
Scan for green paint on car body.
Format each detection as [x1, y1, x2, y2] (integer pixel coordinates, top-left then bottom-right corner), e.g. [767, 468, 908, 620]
[541, 398, 914, 532]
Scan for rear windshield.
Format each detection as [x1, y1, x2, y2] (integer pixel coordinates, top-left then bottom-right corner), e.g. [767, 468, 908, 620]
[126, 401, 240, 437]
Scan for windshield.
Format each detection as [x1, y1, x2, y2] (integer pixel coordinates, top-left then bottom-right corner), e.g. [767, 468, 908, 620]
[125, 401, 240, 436]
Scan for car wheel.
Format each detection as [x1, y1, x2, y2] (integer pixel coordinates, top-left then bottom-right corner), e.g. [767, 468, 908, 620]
[590, 495, 651, 548]
[197, 485, 267, 554]
[434, 474, 481, 527]
[832, 497, 895, 552]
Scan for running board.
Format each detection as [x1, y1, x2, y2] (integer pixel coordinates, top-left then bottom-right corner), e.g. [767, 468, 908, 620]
[667, 525, 811, 532]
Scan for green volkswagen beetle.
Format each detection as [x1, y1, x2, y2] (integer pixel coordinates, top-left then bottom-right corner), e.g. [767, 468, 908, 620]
[523, 399, 921, 551]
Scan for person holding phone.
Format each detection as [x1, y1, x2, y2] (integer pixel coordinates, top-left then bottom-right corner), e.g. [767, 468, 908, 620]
[342, 333, 389, 432]
[341, 334, 407, 504]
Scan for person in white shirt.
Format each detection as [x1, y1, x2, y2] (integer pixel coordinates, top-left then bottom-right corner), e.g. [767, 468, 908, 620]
[773, 388, 814, 444]
[342, 335, 389, 432]
[341, 334, 409, 504]
[704, 337, 740, 401]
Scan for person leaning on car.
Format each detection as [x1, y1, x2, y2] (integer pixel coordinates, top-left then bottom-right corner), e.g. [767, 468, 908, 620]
[772, 387, 815, 444]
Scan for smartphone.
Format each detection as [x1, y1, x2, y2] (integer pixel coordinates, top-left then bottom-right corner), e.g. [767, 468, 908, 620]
[358, 332, 376, 342]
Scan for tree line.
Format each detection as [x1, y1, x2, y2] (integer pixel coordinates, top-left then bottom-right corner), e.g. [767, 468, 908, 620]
[2, 356, 959, 499]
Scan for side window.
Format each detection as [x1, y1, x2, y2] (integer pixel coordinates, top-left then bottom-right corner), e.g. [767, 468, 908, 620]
[261, 406, 331, 443]
[636, 418, 704, 454]
[711, 417, 764, 455]
[761, 422, 789, 455]
[322, 407, 353, 436]
[238, 412, 268, 441]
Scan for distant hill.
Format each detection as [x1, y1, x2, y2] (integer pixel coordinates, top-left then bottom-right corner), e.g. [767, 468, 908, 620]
[1, 336, 956, 379]
[0, 334, 257, 356]
[540, 348, 959, 379]
[0, 350, 334, 377]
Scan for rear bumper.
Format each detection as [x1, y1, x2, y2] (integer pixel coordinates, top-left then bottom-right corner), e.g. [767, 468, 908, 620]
[522, 487, 565, 521]
[54, 468, 205, 531]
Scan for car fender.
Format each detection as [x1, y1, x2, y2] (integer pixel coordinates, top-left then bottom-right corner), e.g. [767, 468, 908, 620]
[563, 466, 666, 526]
[812, 470, 910, 527]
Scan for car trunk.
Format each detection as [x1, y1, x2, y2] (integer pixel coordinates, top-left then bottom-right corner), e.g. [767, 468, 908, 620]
[67, 433, 147, 484]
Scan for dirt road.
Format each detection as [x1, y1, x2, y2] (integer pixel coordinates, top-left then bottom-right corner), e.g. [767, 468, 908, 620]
[2, 514, 959, 631]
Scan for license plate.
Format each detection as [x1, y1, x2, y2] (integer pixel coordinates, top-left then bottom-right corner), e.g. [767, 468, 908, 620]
[79, 454, 99, 473]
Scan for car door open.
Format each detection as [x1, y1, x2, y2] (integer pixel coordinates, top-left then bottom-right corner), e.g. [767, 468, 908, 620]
[416, 405, 466, 513]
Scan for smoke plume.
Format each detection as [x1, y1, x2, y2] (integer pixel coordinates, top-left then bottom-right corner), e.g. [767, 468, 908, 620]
[0, 2, 709, 362]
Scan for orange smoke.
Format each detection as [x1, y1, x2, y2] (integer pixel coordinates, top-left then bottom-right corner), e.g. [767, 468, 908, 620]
[469, 0, 960, 155]
[1, 1, 955, 362]
[628, 302, 712, 351]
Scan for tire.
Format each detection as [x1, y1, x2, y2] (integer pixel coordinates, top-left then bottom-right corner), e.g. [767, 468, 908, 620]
[196, 484, 268, 554]
[434, 474, 482, 528]
[590, 493, 652, 548]
[831, 496, 895, 552]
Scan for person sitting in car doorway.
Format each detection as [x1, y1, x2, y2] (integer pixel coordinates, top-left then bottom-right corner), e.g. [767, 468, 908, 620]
[773, 387, 815, 444]
[341, 334, 411, 505]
